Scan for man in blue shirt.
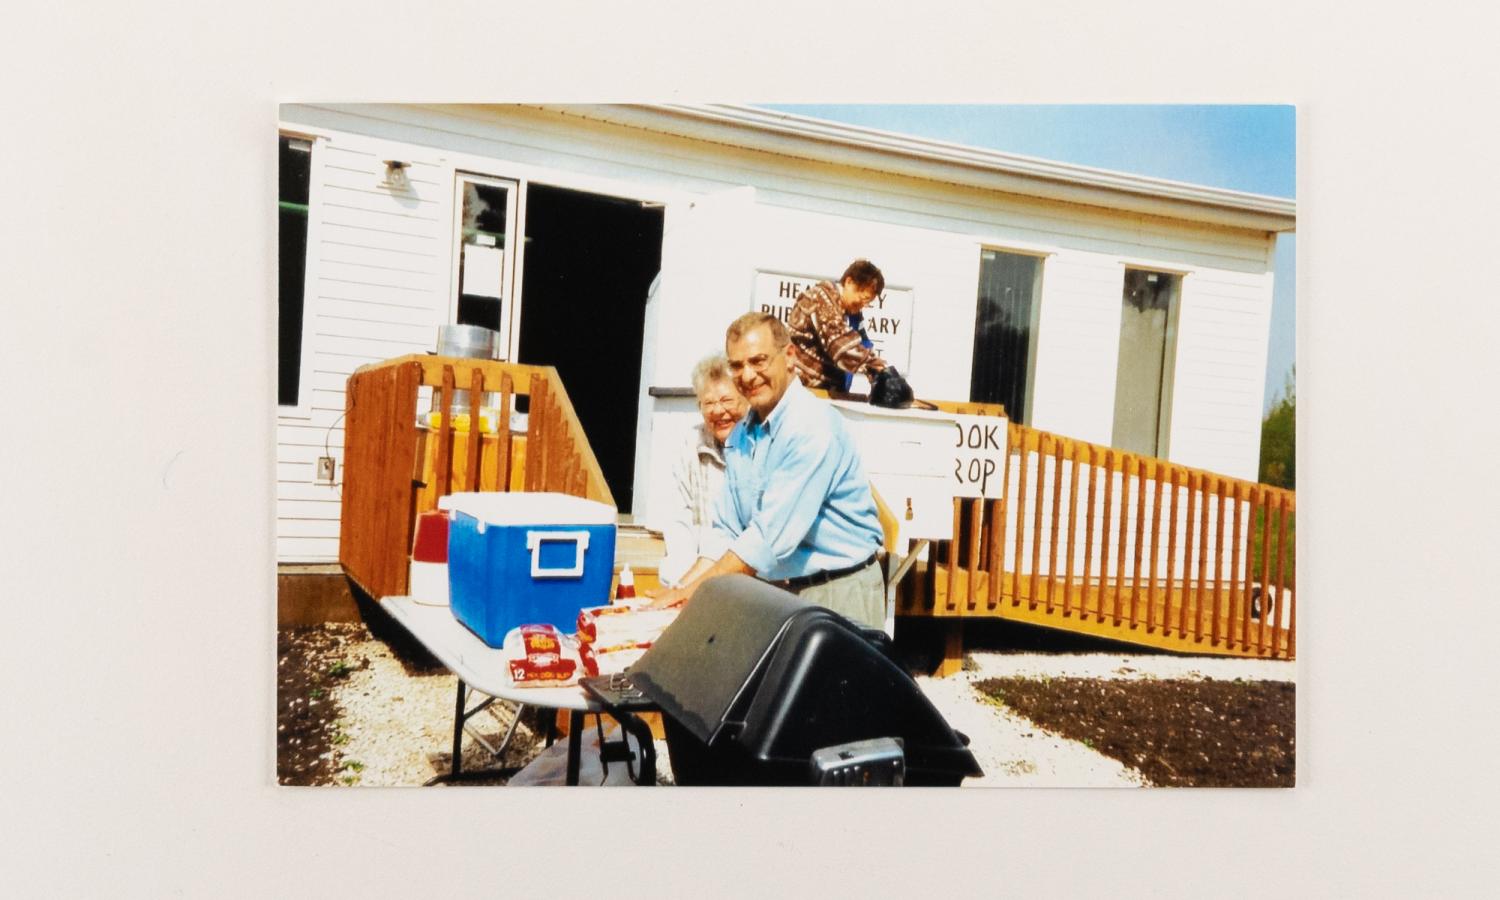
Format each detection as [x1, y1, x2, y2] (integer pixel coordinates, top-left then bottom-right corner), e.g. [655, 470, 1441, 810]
[649, 312, 886, 629]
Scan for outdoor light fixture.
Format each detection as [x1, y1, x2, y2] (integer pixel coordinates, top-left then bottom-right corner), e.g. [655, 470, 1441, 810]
[379, 159, 411, 191]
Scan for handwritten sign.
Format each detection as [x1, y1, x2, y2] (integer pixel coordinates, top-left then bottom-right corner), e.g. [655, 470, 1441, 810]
[752, 271, 914, 375]
[952, 414, 1008, 499]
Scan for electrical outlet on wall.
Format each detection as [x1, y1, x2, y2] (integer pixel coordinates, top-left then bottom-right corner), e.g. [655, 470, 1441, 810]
[316, 456, 336, 484]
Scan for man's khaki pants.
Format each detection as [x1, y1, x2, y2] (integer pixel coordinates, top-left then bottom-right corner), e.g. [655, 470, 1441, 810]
[796, 558, 885, 631]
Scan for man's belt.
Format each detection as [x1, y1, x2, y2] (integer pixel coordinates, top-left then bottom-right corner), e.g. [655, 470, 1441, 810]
[769, 552, 880, 591]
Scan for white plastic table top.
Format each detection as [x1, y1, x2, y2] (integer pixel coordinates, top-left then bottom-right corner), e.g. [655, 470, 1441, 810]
[378, 596, 599, 713]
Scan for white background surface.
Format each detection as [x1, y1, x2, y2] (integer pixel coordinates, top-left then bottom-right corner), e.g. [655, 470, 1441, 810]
[3, 1, 1498, 896]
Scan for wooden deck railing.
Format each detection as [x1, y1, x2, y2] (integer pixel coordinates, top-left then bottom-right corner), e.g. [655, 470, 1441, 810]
[887, 404, 1296, 662]
[339, 354, 613, 600]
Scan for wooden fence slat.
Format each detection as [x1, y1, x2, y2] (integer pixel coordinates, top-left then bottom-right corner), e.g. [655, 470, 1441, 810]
[1195, 472, 1211, 643]
[1064, 440, 1081, 616]
[1012, 440, 1029, 607]
[497, 374, 514, 493]
[1286, 496, 1296, 659]
[1099, 449, 1115, 624]
[966, 497, 982, 610]
[550, 408, 563, 492]
[435, 365, 456, 499]
[1131, 455, 1147, 629]
[1047, 437, 1064, 614]
[1148, 459, 1164, 633]
[1083, 445, 1098, 621]
[936, 507, 954, 613]
[1240, 484, 1257, 652]
[524, 374, 545, 491]
[379, 365, 408, 593]
[466, 368, 484, 492]
[1115, 455, 1131, 627]
[1256, 488, 1274, 655]
[1273, 492, 1292, 658]
[1179, 470, 1196, 638]
[1212, 477, 1228, 647]
[1030, 436, 1047, 611]
[985, 498, 1003, 609]
[1165, 467, 1181, 637]
[1228, 482, 1243, 648]
[994, 429, 1014, 607]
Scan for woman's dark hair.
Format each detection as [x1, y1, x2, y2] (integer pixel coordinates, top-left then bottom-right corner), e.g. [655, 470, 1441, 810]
[840, 258, 885, 295]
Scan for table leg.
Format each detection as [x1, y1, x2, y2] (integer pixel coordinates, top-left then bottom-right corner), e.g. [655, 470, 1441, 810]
[451, 680, 467, 778]
[565, 711, 584, 786]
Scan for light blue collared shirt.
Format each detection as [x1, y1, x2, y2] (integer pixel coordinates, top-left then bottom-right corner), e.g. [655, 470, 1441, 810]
[713, 379, 882, 581]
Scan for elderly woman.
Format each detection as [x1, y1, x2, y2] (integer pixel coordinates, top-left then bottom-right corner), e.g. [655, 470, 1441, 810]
[657, 353, 748, 587]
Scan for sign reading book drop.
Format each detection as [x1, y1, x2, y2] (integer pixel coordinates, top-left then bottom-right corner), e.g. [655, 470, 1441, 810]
[951, 414, 1009, 499]
[752, 271, 914, 379]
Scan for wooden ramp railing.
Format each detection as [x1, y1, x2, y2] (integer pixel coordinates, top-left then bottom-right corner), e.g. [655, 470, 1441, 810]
[885, 402, 1296, 668]
[339, 354, 613, 601]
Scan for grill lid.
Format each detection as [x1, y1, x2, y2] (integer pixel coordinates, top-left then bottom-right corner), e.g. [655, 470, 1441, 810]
[628, 575, 811, 744]
[629, 575, 982, 783]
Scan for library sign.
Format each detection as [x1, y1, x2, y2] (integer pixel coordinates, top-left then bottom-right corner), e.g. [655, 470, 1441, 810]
[752, 271, 914, 377]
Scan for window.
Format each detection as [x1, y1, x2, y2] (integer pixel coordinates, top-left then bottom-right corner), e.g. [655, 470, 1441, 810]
[1111, 268, 1181, 456]
[969, 248, 1044, 423]
[450, 174, 519, 353]
[277, 135, 312, 406]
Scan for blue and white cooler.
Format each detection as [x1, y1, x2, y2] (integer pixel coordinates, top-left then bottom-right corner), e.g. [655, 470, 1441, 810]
[439, 492, 618, 647]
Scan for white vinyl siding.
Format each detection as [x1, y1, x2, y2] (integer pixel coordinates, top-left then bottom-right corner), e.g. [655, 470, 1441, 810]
[274, 133, 455, 562]
[275, 104, 1282, 561]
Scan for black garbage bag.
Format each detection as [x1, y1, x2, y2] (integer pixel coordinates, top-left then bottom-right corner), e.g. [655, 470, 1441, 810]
[869, 366, 915, 409]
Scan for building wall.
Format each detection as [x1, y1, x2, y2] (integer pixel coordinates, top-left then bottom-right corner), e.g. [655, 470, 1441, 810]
[277, 104, 1278, 563]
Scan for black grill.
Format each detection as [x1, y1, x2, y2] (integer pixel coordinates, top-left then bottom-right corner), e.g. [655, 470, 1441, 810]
[621, 574, 983, 786]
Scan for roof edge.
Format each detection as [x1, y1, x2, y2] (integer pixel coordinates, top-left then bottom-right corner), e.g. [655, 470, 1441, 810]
[537, 103, 1296, 233]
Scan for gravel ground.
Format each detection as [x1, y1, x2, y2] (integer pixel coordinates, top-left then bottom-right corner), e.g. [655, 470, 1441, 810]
[285, 624, 1294, 788]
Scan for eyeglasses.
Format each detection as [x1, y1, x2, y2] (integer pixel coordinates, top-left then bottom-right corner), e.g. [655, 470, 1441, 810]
[699, 396, 740, 413]
[727, 353, 776, 376]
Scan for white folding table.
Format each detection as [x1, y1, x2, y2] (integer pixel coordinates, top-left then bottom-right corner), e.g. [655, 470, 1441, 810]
[378, 596, 655, 785]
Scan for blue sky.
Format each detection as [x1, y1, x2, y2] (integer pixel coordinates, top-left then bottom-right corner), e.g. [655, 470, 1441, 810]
[766, 105, 1296, 413]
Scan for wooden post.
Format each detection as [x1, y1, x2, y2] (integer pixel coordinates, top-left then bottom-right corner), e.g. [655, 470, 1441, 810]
[936, 620, 965, 678]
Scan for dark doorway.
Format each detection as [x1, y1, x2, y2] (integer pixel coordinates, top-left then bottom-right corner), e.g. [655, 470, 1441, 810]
[517, 183, 664, 513]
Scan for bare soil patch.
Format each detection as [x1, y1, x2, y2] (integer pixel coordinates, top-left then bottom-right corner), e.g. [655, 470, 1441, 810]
[277, 624, 371, 785]
[975, 676, 1295, 787]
